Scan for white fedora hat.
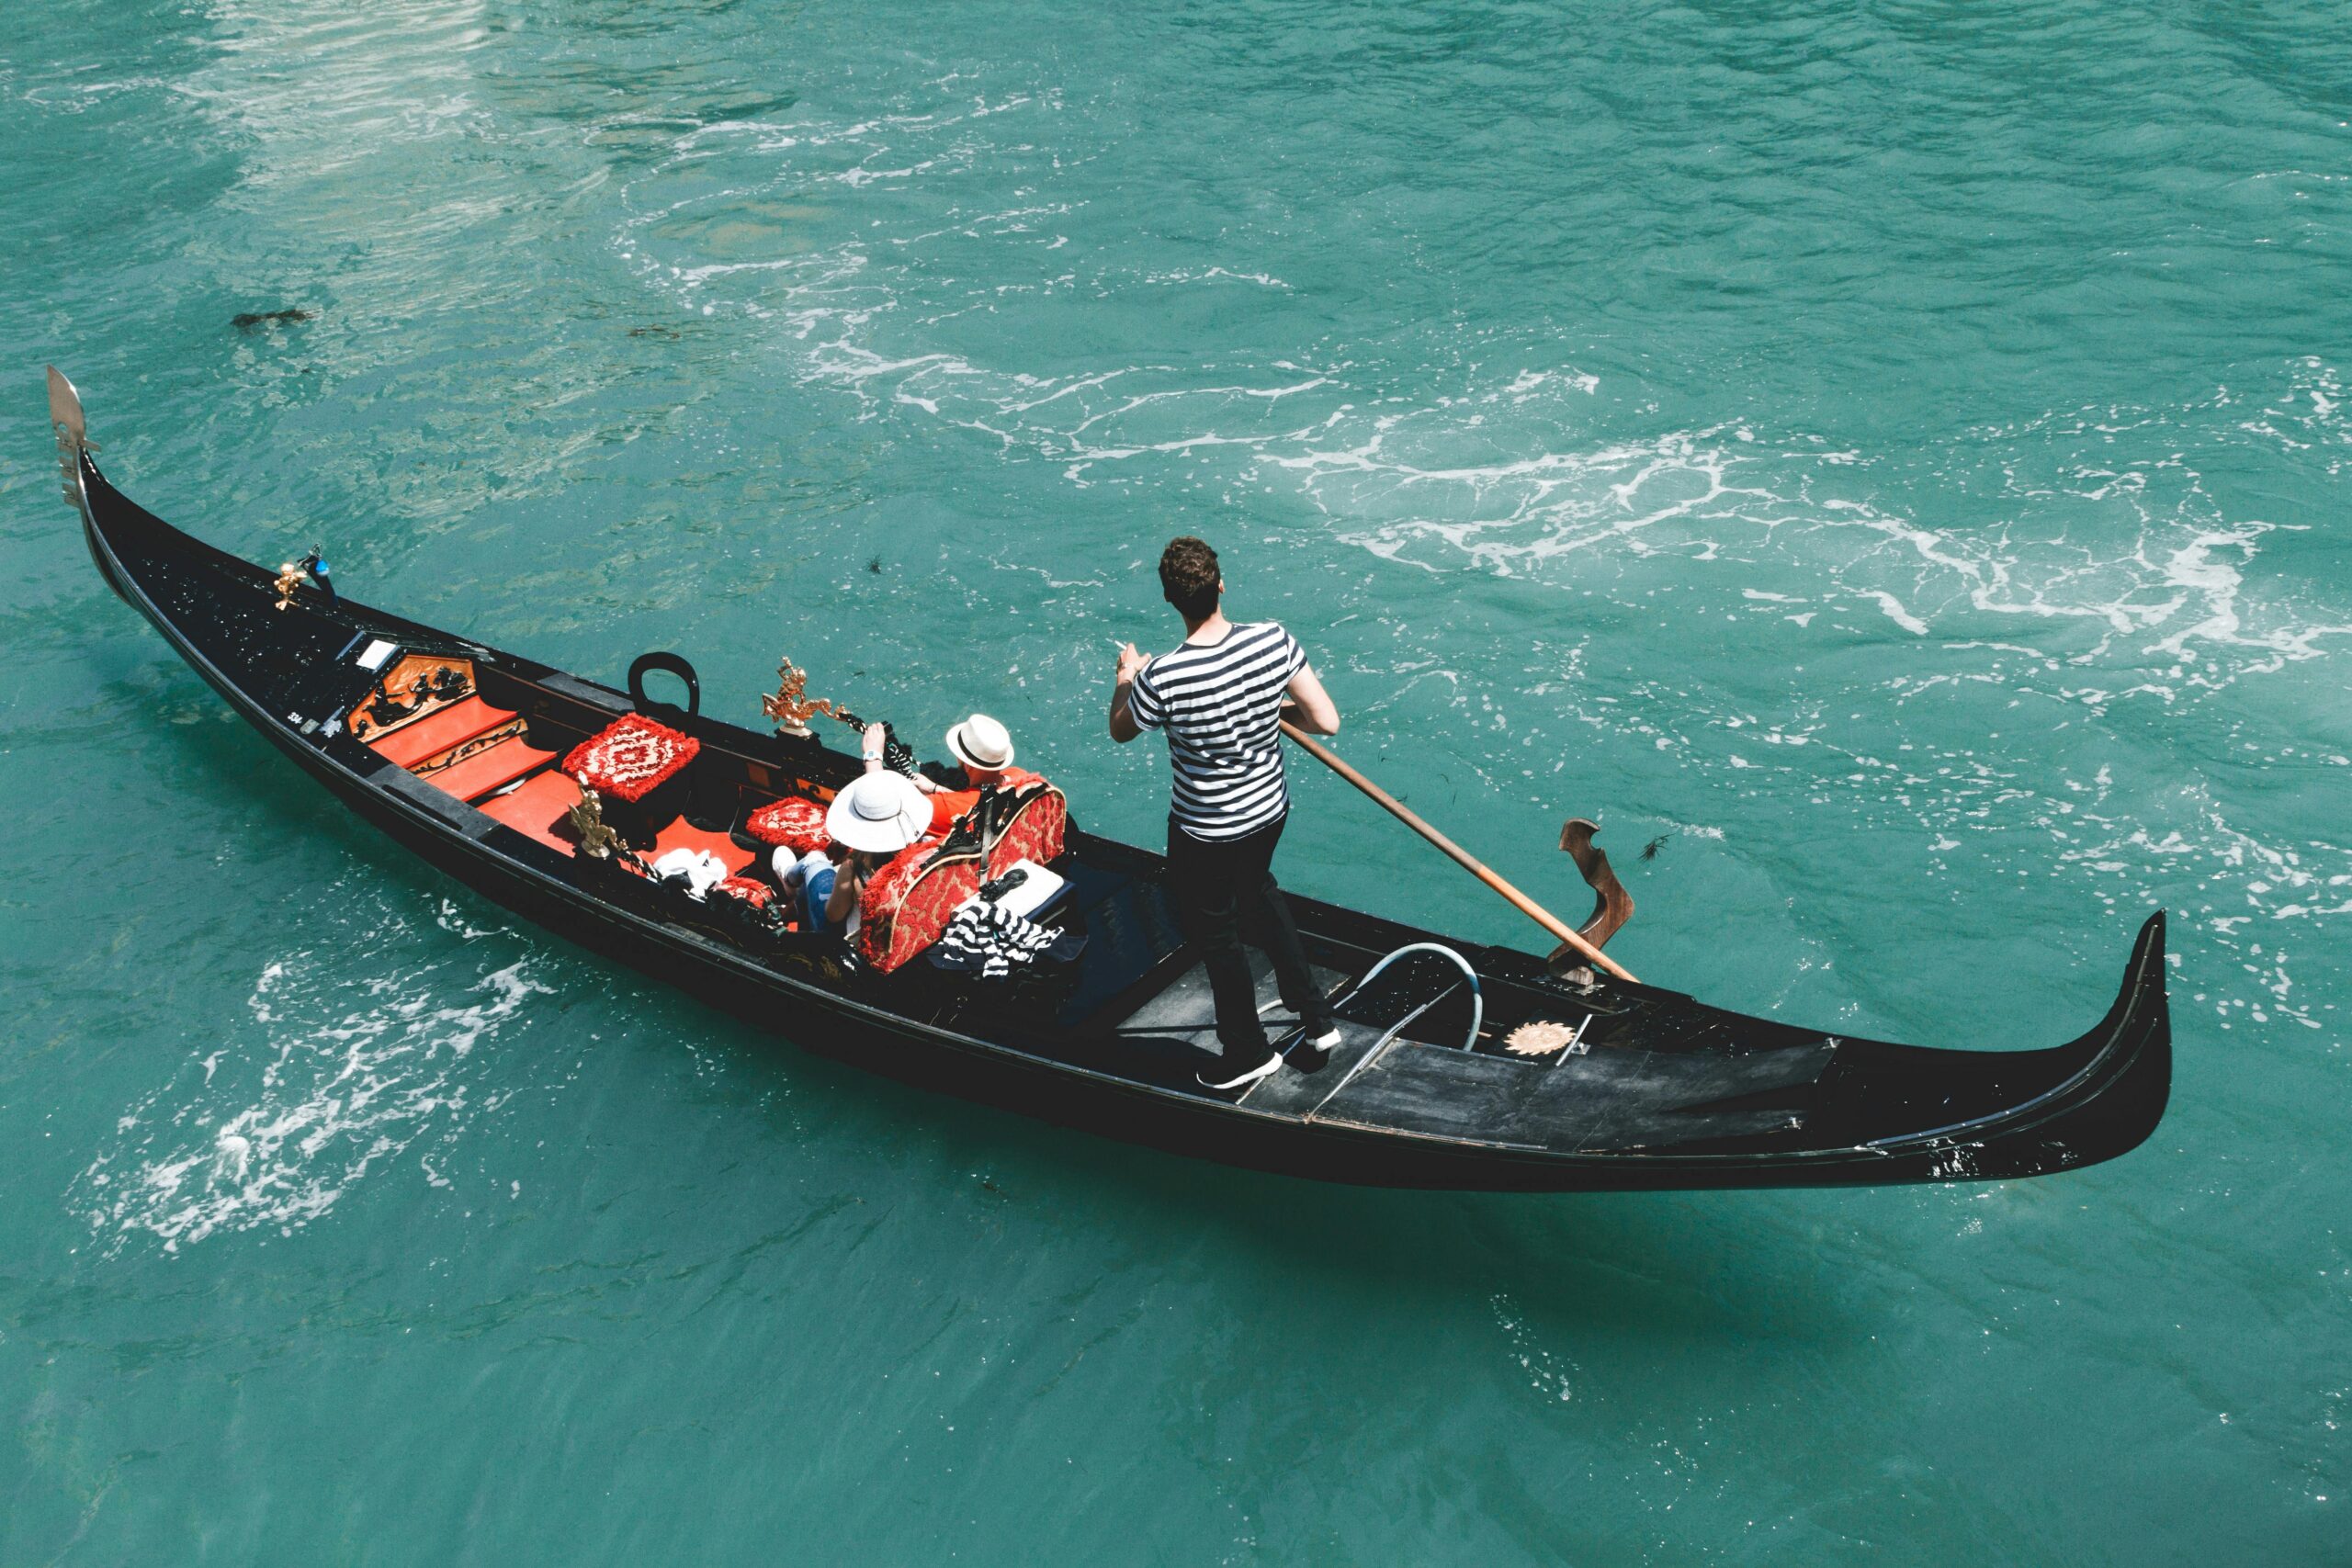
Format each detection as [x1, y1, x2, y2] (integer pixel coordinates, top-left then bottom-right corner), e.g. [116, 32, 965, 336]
[825, 772, 932, 854]
[944, 713, 1016, 772]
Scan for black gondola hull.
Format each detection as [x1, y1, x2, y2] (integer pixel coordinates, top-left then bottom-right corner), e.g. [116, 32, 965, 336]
[57, 392, 2172, 1192]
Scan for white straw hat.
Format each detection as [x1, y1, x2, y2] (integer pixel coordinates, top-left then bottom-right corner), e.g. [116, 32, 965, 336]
[825, 772, 933, 854]
[944, 713, 1016, 772]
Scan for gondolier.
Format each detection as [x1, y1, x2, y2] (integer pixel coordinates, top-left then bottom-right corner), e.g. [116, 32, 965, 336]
[1110, 536, 1346, 1090]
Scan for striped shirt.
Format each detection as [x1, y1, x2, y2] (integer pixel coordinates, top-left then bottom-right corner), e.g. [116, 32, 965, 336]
[1128, 621, 1308, 840]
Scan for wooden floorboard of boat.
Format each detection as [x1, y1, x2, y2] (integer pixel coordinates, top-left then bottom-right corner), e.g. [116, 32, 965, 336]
[1111, 954, 1350, 1047]
[1243, 1021, 1388, 1115]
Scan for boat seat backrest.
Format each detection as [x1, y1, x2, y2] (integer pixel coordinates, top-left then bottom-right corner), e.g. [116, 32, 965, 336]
[983, 784, 1067, 880]
[857, 839, 980, 975]
[682, 761, 740, 831]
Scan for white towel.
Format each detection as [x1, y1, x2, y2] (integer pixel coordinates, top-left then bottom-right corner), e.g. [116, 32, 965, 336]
[651, 847, 730, 900]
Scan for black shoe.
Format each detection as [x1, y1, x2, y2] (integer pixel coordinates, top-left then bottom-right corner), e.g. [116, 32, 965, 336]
[1197, 1054, 1283, 1091]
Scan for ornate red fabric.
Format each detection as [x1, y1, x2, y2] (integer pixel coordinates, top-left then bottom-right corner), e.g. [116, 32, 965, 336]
[985, 786, 1068, 880]
[561, 714, 699, 804]
[712, 875, 772, 908]
[858, 844, 980, 973]
[926, 764, 1043, 835]
[743, 796, 831, 852]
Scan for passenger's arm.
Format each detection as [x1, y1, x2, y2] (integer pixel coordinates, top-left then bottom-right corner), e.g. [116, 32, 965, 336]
[1283, 662, 1340, 736]
[860, 724, 886, 773]
[1108, 642, 1147, 743]
[825, 857, 864, 926]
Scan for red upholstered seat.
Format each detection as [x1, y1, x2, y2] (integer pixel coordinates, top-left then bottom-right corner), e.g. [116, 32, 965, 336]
[857, 840, 980, 974]
[562, 714, 699, 803]
[712, 875, 774, 908]
[428, 735, 559, 802]
[477, 770, 582, 852]
[649, 818, 756, 875]
[743, 796, 831, 852]
[370, 696, 517, 769]
[847, 785, 1067, 973]
[984, 784, 1068, 880]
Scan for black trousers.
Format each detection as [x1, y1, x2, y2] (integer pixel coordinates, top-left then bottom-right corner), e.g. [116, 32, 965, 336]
[1165, 813, 1334, 1066]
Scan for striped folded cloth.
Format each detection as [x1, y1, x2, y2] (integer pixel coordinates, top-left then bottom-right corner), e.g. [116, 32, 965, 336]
[926, 901, 1082, 979]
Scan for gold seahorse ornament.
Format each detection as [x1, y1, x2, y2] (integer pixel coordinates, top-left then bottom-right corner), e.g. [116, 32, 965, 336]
[565, 786, 626, 860]
[762, 656, 836, 737]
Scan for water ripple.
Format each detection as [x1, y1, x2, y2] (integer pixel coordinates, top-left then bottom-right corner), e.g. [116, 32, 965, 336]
[74, 897, 548, 1253]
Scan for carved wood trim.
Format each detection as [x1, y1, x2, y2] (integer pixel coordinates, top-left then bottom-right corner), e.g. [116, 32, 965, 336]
[1548, 818, 1634, 975]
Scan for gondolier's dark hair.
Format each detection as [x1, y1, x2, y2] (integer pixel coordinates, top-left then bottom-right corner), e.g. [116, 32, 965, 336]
[1159, 536, 1221, 619]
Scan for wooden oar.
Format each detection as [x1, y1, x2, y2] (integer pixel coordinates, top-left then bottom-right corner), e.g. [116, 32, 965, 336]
[1280, 721, 1639, 983]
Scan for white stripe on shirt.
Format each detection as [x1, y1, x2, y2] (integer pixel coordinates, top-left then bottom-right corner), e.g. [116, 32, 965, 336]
[1129, 622, 1307, 840]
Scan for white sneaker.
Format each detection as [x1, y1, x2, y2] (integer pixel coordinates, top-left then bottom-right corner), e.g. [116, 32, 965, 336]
[1198, 1055, 1283, 1091]
[1302, 1026, 1342, 1054]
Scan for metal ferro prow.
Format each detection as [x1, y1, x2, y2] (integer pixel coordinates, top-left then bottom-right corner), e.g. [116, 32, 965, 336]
[48, 366, 94, 521]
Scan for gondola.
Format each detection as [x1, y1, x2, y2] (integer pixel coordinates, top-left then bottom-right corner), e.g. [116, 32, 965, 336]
[47, 367, 2170, 1192]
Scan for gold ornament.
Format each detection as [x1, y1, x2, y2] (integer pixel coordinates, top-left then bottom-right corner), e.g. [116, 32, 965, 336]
[761, 656, 836, 737]
[273, 562, 305, 611]
[564, 785, 625, 860]
[1504, 1018, 1590, 1057]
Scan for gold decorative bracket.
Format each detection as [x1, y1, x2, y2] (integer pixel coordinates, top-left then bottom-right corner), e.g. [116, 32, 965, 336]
[1503, 1017, 1593, 1057]
[565, 785, 627, 860]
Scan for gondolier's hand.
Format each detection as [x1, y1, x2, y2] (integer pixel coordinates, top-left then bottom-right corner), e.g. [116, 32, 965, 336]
[1108, 642, 1148, 742]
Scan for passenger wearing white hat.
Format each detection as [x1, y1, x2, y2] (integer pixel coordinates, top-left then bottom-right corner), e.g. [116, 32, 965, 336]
[916, 713, 1043, 833]
[785, 762, 933, 938]
[825, 765, 933, 852]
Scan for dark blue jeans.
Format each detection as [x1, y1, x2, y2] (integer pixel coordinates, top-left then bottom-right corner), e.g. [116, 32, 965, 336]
[1165, 813, 1334, 1066]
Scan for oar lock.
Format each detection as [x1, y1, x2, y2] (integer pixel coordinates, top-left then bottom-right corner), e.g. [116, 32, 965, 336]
[628, 651, 701, 718]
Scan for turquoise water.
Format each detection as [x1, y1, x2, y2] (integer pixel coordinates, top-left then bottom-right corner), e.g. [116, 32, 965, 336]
[5, 0, 2347, 1560]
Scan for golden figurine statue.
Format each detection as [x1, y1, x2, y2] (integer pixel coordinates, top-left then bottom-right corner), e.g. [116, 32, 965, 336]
[272, 561, 305, 611]
[564, 785, 626, 860]
[762, 655, 837, 737]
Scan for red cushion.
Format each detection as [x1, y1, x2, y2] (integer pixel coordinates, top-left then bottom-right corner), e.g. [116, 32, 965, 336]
[561, 714, 699, 803]
[370, 696, 517, 769]
[478, 770, 582, 852]
[649, 817, 755, 875]
[712, 875, 772, 907]
[743, 796, 831, 852]
[428, 735, 558, 802]
[857, 843, 980, 974]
